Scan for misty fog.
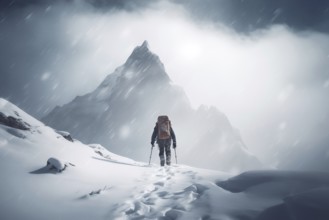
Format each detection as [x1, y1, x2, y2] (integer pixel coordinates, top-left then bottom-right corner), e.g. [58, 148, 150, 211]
[1, 0, 329, 170]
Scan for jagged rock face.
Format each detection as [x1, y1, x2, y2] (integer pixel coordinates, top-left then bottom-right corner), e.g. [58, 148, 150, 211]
[43, 41, 261, 172]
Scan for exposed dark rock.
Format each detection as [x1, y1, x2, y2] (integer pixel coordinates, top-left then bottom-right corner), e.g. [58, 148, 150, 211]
[0, 112, 30, 130]
[62, 134, 73, 142]
[56, 130, 74, 142]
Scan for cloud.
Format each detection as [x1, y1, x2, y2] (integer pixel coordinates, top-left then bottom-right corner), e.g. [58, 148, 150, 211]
[173, 0, 329, 33]
[2, 0, 329, 33]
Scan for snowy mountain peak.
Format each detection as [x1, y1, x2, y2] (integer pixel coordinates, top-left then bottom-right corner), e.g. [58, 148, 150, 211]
[124, 41, 164, 72]
[42, 42, 261, 172]
[88, 41, 171, 101]
[141, 40, 149, 48]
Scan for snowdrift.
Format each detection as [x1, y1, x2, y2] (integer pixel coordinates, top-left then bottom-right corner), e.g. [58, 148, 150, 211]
[218, 170, 329, 220]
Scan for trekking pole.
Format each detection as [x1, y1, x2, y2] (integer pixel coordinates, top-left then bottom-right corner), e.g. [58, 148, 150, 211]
[148, 146, 154, 165]
[174, 148, 178, 164]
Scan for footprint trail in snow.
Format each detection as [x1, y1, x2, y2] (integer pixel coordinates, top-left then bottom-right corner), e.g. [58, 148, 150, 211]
[113, 165, 211, 220]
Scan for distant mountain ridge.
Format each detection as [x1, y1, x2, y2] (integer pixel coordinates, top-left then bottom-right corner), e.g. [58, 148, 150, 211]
[42, 41, 262, 172]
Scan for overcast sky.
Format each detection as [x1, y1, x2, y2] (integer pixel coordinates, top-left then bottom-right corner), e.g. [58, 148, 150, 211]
[1, 0, 329, 161]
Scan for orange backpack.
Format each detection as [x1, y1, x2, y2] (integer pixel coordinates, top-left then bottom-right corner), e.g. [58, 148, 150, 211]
[157, 115, 171, 139]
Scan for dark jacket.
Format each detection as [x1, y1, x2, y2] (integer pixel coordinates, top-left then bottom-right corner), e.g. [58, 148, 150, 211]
[151, 123, 176, 145]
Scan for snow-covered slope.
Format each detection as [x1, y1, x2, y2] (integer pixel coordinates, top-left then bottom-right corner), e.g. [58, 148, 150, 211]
[218, 170, 329, 220]
[1, 98, 232, 220]
[1, 98, 329, 219]
[42, 41, 262, 172]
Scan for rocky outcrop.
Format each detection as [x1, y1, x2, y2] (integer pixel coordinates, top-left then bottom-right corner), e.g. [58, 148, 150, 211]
[56, 130, 74, 142]
[0, 112, 30, 130]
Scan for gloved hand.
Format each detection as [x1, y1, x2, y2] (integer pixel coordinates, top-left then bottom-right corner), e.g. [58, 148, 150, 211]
[173, 142, 176, 149]
[151, 142, 155, 148]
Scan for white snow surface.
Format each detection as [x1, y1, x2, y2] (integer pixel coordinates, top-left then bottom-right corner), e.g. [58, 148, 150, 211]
[1, 98, 329, 220]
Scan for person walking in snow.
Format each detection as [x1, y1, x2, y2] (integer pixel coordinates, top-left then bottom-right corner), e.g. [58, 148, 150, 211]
[151, 115, 177, 166]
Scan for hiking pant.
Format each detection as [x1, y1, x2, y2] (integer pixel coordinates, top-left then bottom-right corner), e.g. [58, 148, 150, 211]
[157, 139, 171, 166]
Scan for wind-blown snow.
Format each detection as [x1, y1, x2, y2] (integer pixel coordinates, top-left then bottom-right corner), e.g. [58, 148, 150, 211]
[1, 98, 328, 220]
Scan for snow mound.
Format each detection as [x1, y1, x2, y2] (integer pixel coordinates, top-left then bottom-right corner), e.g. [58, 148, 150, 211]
[218, 170, 329, 220]
[30, 157, 75, 174]
[47, 157, 69, 172]
[217, 170, 329, 195]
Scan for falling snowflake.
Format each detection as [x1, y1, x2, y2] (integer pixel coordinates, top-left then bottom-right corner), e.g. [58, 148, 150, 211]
[119, 125, 130, 139]
[25, 13, 33, 20]
[277, 84, 294, 103]
[41, 72, 51, 81]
